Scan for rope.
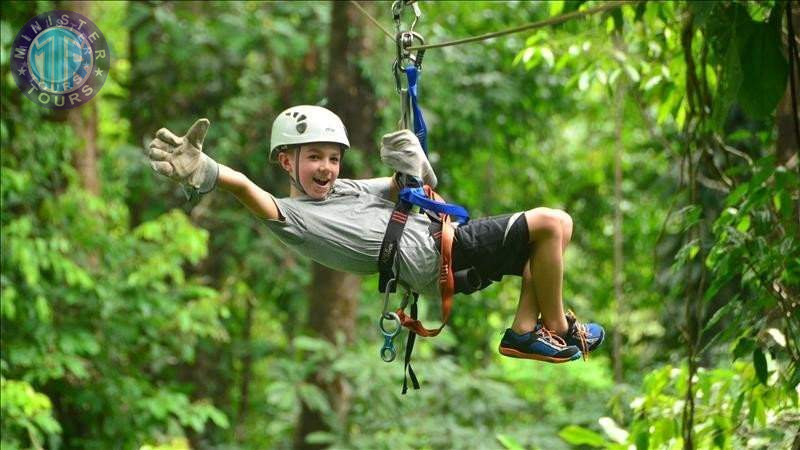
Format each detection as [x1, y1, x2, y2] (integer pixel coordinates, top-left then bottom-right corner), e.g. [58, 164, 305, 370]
[406, 1, 637, 51]
[349, 0, 395, 42]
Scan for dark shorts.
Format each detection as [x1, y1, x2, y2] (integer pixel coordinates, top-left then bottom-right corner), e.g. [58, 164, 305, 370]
[451, 212, 530, 292]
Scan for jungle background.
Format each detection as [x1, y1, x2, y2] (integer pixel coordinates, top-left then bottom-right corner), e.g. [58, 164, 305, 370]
[1, 1, 798, 449]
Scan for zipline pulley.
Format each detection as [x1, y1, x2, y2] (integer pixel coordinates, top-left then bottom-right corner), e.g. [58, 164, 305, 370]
[394, 31, 425, 89]
[394, 31, 425, 132]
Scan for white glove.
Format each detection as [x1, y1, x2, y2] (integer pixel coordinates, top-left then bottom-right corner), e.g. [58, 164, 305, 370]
[146, 118, 218, 193]
[380, 130, 438, 188]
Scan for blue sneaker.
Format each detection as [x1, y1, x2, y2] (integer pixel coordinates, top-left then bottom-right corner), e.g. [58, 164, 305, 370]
[563, 311, 605, 358]
[499, 327, 582, 363]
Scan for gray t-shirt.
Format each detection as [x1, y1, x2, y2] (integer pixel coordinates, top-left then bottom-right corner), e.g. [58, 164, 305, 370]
[263, 178, 441, 298]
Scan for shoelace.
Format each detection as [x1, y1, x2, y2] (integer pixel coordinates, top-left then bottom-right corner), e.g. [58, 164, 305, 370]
[567, 310, 589, 361]
[536, 325, 567, 347]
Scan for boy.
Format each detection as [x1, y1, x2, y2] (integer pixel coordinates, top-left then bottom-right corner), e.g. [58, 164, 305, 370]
[145, 105, 604, 362]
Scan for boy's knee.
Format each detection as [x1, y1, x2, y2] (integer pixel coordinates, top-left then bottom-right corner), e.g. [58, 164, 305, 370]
[525, 208, 565, 241]
[552, 209, 573, 242]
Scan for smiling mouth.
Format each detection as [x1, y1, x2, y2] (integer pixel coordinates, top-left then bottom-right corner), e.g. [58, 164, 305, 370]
[312, 176, 330, 187]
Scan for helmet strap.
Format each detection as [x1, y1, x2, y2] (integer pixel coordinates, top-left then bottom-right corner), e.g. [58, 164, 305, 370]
[290, 146, 308, 196]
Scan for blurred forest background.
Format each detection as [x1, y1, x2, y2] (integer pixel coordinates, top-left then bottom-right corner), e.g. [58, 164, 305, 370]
[1, 1, 798, 449]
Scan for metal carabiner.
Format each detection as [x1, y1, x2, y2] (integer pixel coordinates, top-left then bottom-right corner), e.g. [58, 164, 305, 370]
[391, 0, 422, 30]
[381, 278, 397, 315]
[408, 0, 422, 33]
[379, 311, 402, 362]
[391, 0, 403, 31]
[393, 59, 404, 94]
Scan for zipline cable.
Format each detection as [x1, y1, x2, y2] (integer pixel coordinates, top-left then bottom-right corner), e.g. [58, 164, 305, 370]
[349, 0, 395, 42]
[351, 0, 637, 51]
[408, 1, 636, 50]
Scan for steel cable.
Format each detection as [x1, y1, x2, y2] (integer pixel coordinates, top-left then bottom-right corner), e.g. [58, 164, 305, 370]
[350, 0, 637, 50]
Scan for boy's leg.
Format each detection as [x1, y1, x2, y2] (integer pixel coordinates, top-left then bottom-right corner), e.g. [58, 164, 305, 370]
[510, 263, 539, 334]
[511, 208, 572, 335]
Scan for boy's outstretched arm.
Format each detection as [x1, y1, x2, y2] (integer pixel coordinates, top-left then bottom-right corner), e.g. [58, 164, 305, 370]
[146, 118, 280, 221]
[218, 165, 280, 220]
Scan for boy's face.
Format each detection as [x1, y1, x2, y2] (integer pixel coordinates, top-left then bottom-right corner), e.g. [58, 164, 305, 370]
[279, 142, 342, 199]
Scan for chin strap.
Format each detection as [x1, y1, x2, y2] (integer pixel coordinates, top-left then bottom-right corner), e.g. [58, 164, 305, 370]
[285, 147, 308, 196]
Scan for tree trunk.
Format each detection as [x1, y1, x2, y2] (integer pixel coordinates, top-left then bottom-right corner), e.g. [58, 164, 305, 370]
[67, 0, 100, 196]
[68, 104, 100, 196]
[776, 2, 799, 169]
[293, 2, 378, 448]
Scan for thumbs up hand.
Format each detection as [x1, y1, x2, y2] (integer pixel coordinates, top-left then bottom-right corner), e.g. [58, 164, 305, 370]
[146, 118, 219, 193]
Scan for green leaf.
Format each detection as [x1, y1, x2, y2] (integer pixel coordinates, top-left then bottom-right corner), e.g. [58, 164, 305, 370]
[496, 433, 525, 450]
[703, 301, 734, 334]
[752, 348, 768, 385]
[548, 1, 565, 16]
[712, 41, 742, 131]
[1, 286, 17, 319]
[737, 21, 789, 118]
[733, 337, 754, 360]
[789, 364, 800, 391]
[297, 383, 331, 415]
[305, 431, 336, 445]
[732, 391, 745, 419]
[725, 184, 748, 207]
[735, 215, 750, 232]
[713, 419, 727, 448]
[559, 425, 607, 447]
[35, 296, 50, 323]
[634, 427, 649, 450]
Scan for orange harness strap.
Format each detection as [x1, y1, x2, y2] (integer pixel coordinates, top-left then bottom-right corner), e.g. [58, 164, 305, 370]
[395, 186, 455, 337]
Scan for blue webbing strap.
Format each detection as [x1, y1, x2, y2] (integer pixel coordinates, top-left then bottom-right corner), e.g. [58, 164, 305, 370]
[400, 187, 469, 224]
[401, 65, 470, 224]
[405, 66, 428, 153]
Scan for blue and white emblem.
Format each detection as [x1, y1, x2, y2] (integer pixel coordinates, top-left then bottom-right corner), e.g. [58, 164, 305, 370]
[11, 10, 110, 110]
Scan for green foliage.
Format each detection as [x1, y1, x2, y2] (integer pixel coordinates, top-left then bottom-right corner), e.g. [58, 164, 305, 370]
[0, 182, 231, 447]
[702, 154, 799, 390]
[695, 1, 789, 122]
[255, 332, 614, 450]
[561, 361, 798, 449]
[1, 377, 62, 450]
[2, 4, 231, 442]
[559, 425, 607, 448]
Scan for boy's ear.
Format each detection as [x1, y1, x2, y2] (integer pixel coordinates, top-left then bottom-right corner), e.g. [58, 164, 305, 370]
[277, 150, 293, 172]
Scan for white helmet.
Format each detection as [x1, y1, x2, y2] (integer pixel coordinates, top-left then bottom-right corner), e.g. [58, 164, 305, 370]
[269, 105, 350, 162]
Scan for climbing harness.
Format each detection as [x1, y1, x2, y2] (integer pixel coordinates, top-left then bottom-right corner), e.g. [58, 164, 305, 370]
[376, 0, 471, 394]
